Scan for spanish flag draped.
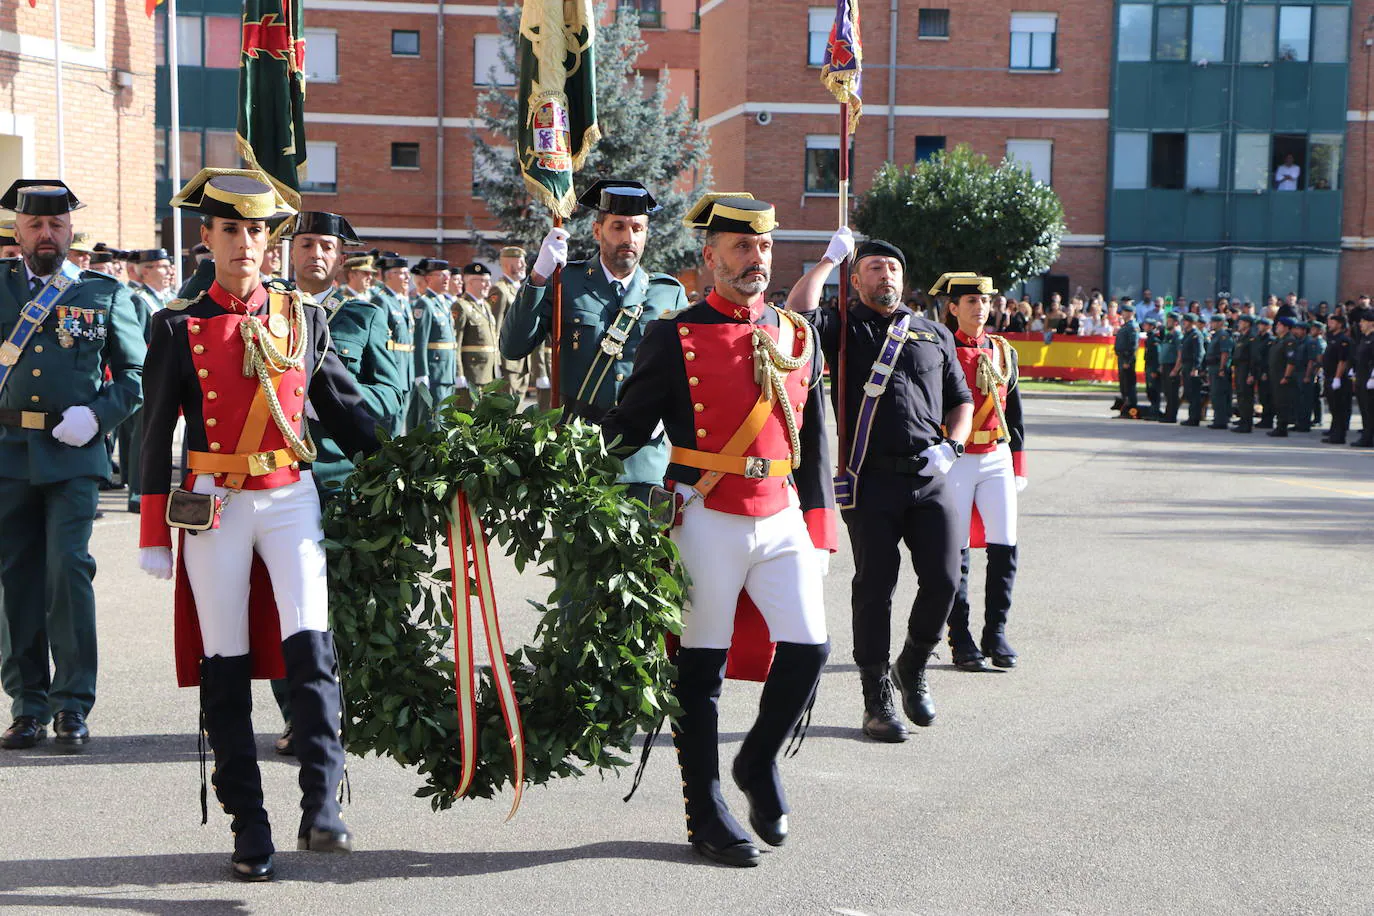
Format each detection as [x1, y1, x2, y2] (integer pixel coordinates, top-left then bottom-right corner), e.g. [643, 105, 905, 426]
[515, 0, 600, 220]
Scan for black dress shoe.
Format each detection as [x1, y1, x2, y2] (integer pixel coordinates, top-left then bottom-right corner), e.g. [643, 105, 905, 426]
[1180, 420, 1201, 426]
[1, 716, 46, 749]
[731, 757, 788, 847]
[1266, 429, 1288, 438]
[232, 855, 275, 882]
[52, 711, 89, 748]
[297, 828, 353, 852]
[1207, 424, 1228, 430]
[692, 830, 761, 868]
[274, 724, 294, 756]
[953, 652, 992, 672]
[988, 653, 1018, 669]
[1351, 439, 1374, 448]
[1231, 426, 1252, 434]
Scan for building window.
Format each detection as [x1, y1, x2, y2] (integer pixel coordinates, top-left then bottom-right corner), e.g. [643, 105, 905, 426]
[1117, 5, 1152, 62]
[391, 142, 420, 170]
[804, 135, 853, 194]
[301, 142, 337, 194]
[1181, 255, 1217, 303]
[1150, 133, 1186, 190]
[621, 0, 664, 30]
[304, 28, 338, 83]
[1191, 6, 1226, 63]
[918, 9, 950, 39]
[1112, 132, 1148, 190]
[203, 15, 239, 68]
[1230, 255, 1265, 306]
[1240, 5, 1276, 63]
[1272, 134, 1306, 190]
[638, 68, 661, 99]
[175, 15, 204, 67]
[1005, 139, 1052, 185]
[204, 129, 240, 169]
[1277, 6, 1312, 62]
[1303, 256, 1338, 306]
[1154, 6, 1188, 61]
[474, 35, 515, 86]
[1186, 132, 1221, 191]
[1233, 134, 1271, 192]
[1109, 254, 1144, 302]
[1010, 13, 1056, 70]
[392, 30, 420, 57]
[1313, 7, 1349, 63]
[179, 130, 203, 179]
[807, 8, 832, 67]
[915, 135, 946, 162]
[1308, 134, 1342, 191]
[155, 127, 168, 180]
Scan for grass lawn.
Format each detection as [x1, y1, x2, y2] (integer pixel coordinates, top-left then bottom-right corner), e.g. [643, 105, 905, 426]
[1018, 379, 1117, 393]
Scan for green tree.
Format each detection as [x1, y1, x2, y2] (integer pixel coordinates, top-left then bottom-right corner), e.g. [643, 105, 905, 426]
[472, 5, 711, 274]
[853, 144, 1066, 293]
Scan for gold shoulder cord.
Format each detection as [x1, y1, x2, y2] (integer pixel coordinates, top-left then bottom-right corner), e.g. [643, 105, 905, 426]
[977, 335, 1016, 444]
[239, 291, 318, 462]
[750, 307, 815, 466]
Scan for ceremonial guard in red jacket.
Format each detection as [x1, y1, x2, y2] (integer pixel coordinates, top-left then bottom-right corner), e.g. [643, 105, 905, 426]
[603, 194, 836, 868]
[936, 273, 1026, 671]
[136, 170, 380, 882]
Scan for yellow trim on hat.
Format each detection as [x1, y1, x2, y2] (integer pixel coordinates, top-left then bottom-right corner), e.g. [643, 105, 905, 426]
[168, 167, 296, 219]
[928, 272, 997, 297]
[682, 192, 755, 228]
[0, 220, 17, 240]
[710, 202, 778, 234]
[344, 255, 377, 273]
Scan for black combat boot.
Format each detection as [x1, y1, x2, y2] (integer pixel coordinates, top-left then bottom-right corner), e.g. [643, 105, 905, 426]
[891, 638, 939, 727]
[673, 648, 759, 867]
[859, 665, 908, 743]
[945, 547, 990, 672]
[732, 641, 829, 847]
[200, 655, 274, 882]
[281, 630, 353, 853]
[981, 544, 1019, 668]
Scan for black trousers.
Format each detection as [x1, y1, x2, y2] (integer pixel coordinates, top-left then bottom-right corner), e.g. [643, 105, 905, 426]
[1356, 376, 1374, 441]
[1326, 382, 1353, 440]
[1144, 368, 1162, 412]
[1163, 373, 1182, 420]
[1184, 373, 1205, 423]
[1117, 356, 1137, 409]
[844, 472, 961, 668]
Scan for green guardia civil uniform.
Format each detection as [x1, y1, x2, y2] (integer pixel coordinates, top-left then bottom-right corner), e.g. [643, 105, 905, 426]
[411, 275, 458, 426]
[369, 280, 417, 436]
[309, 286, 405, 494]
[0, 227, 145, 723]
[500, 258, 687, 486]
[1204, 322, 1234, 427]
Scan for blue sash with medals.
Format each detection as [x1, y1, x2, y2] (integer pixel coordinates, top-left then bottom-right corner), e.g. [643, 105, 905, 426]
[834, 312, 911, 510]
[0, 260, 83, 396]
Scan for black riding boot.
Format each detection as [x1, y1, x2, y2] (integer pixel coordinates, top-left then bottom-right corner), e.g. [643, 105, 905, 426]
[281, 630, 352, 853]
[945, 547, 989, 671]
[733, 641, 830, 847]
[672, 647, 758, 867]
[982, 544, 1019, 668]
[200, 654, 274, 881]
[859, 664, 908, 743]
[892, 638, 939, 726]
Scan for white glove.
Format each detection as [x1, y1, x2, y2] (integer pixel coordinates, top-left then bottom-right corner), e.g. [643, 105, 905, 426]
[823, 226, 855, 266]
[1015, 476, 1028, 493]
[533, 227, 570, 279]
[815, 549, 831, 578]
[140, 546, 173, 581]
[1367, 376, 1374, 391]
[535, 376, 551, 389]
[918, 441, 957, 478]
[1331, 377, 1341, 390]
[456, 377, 469, 390]
[51, 406, 99, 448]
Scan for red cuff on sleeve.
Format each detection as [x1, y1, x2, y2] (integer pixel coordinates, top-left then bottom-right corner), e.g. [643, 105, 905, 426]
[139, 494, 173, 549]
[1012, 451, 1026, 477]
[804, 507, 838, 552]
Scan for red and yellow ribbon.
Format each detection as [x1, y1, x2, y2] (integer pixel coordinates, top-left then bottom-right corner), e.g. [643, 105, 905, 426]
[445, 490, 525, 820]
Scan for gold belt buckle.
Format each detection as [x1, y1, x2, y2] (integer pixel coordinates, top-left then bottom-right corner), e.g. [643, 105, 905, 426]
[743, 456, 772, 479]
[246, 451, 279, 475]
[20, 411, 45, 430]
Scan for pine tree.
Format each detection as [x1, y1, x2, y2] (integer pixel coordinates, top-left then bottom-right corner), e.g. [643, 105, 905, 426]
[472, 4, 711, 275]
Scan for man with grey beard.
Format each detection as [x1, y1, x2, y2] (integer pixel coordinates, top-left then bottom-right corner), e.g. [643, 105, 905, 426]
[789, 233, 973, 743]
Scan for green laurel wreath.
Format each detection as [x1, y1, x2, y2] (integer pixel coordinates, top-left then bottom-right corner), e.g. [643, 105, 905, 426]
[324, 391, 684, 809]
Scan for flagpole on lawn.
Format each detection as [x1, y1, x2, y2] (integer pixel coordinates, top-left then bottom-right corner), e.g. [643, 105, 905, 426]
[52, 0, 65, 178]
[835, 99, 851, 476]
[168, 0, 184, 290]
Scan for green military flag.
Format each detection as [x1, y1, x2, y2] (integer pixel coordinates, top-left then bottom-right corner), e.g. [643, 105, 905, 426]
[516, 0, 600, 220]
[236, 0, 308, 208]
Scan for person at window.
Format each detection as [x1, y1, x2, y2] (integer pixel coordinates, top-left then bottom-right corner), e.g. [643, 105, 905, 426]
[1275, 154, 1301, 191]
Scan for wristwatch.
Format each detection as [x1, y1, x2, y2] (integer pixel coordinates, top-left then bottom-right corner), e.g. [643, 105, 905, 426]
[942, 437, 966, 458]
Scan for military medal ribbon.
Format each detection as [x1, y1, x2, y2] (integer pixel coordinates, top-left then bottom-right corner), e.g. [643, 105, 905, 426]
[445, 491, 526, 820]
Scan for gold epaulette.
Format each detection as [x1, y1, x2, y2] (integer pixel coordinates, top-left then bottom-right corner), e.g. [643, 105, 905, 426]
[164, 290, 205, 312]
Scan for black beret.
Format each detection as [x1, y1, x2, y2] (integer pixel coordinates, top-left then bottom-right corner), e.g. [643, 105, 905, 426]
[853, 239, 906, 271]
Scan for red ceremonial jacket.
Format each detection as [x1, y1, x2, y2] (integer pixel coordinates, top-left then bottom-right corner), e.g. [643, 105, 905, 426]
[954, 330, 1026, 476]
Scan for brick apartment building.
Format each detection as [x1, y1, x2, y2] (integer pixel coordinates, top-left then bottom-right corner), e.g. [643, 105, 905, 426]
[147, 1, 1374, 304]
[1, 0, 156, 248]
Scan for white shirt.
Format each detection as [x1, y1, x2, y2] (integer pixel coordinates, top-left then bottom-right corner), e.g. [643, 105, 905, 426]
[600, 259, 634, 297]
[23, 263, 52, 291]
[1275, 164, 1300, 191]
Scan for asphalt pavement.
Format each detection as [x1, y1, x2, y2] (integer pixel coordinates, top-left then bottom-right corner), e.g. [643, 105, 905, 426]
[1, 395, 1371, 915]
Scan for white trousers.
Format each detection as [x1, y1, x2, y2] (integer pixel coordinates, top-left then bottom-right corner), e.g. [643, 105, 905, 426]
[182, 472, 329, 657]
[671, 487, 827, 649]
[946, 443, 1018, 547]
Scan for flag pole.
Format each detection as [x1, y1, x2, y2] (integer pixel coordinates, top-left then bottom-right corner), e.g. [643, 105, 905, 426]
[168, 0, 184, 290]
[835, 100, 851, 474]
[550, 215, 563, 408]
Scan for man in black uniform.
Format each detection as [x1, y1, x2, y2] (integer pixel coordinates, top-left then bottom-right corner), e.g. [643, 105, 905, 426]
[1267, 317, 1300, 438]
[1351, 309, 1374, 448]
[1321, 314, 1353, 444]
[1252, 317, 1277, 429]
[1229, 315, 1256, 433]
[1140, 316, 1161, 417]
[787, 229, 973, 741]
[1179, 313, 1206, 426]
